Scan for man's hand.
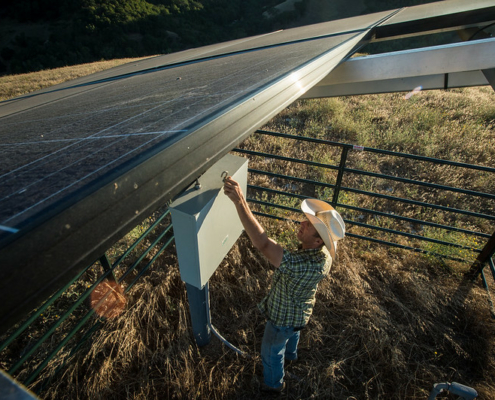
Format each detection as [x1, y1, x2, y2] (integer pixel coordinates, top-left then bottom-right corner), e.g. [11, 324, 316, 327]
[223, 176, 243, 204]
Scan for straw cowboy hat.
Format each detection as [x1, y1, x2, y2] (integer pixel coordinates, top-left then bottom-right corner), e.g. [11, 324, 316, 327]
[301, 199, 345, 259]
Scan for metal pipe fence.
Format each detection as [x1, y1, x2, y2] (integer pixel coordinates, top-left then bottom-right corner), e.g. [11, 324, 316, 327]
[234, 129, 495, 303]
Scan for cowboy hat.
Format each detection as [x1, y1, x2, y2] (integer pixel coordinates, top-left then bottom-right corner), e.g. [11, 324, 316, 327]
[301, 199, 345, 259]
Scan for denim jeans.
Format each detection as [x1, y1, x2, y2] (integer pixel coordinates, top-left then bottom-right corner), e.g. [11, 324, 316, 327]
[261, 320, 301, 388]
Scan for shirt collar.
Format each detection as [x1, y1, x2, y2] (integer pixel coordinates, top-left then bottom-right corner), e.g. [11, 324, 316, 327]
[296, 245, 324, 255]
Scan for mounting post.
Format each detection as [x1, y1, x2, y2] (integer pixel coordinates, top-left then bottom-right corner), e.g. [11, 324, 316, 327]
[185, 283, 211, 346]
[170, 154, 247, 348]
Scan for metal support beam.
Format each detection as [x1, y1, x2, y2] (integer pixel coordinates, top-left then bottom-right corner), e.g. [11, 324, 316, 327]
[482, 68, 495, 91]
[373, 0, 495, 42]
[302, 39, 495, 98]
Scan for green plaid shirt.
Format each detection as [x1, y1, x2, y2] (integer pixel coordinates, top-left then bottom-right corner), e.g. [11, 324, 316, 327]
[258, 247, 332, 327]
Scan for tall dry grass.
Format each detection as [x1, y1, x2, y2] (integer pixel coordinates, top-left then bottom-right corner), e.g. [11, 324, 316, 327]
[37, 232, 495, 399]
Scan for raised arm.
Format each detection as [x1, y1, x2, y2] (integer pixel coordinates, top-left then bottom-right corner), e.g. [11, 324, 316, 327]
[223, 177, 283, 268]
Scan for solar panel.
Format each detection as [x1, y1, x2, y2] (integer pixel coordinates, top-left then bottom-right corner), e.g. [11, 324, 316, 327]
[0, 17, 376, 331]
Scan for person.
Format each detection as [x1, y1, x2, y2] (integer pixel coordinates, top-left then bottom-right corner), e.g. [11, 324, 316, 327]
[223, 176, 345, 393]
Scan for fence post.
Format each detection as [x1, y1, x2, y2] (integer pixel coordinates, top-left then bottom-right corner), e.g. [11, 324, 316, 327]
[331, 146, 349, 206]
[99, 254, 117, 281]
[468, 229, 495, 277]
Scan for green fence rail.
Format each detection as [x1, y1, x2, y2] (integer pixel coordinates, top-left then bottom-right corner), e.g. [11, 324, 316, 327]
[1, 129, 495, 393]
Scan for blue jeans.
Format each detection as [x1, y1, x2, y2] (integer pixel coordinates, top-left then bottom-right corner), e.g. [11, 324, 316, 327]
[261, 320, 300, 388]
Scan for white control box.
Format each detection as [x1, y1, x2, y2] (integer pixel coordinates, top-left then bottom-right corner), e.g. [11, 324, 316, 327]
[170, 154, 248, 288]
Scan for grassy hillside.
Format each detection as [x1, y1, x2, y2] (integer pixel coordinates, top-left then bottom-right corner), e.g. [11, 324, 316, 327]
[1, 60, 495, 399]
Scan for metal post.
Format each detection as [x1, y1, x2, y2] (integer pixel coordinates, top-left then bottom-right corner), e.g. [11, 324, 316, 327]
[99, 254, 117, 281]
[332, 146, 349, 206]
[468, 230, 495, 277]
[185, 283, 211, 347]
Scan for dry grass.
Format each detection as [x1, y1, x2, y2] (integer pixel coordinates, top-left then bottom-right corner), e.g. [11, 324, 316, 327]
[36, 233, 495, 399]
[265, 88, 495, 166]
[1, 61, 494, 399]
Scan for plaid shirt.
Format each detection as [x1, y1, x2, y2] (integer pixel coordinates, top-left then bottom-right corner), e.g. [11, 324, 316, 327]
[258, 247, 332, 327]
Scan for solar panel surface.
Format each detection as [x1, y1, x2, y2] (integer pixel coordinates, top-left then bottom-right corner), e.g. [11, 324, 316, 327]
[0, 31, 365, 239]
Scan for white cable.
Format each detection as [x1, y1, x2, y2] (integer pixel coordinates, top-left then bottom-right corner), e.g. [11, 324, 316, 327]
[205, 284, 251, 358]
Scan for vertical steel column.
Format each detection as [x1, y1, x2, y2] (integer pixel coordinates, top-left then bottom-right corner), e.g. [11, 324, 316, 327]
[332, 146, 349, 206]
[185, 283, 211, 346]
